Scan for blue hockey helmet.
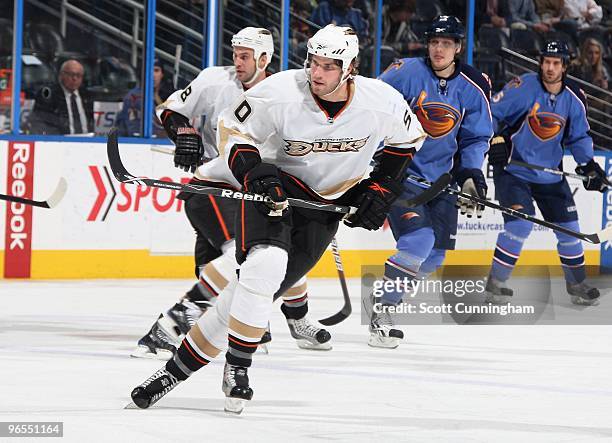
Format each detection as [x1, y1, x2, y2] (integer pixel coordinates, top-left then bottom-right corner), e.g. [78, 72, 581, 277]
[424, 16, 465, 41]
[540, 39, 571, 64]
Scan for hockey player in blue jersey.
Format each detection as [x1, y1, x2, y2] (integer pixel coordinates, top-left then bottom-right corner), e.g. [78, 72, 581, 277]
[370, 16, 493, 348]
[485, 40, 607, 306]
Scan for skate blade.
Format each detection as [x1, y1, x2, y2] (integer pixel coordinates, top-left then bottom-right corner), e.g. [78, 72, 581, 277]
[484, 294, 513, 305]
[571, 295, 600, 306]
[296, 339, 332, 351]
[368, 335, 400, 349]
[224, 397, 248, 414]
[130, 346, 174, 361]
[256, 343, 269, 354]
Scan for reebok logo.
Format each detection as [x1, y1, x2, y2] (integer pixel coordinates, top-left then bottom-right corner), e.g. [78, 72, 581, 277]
[4, 141, 35, 278]
[220, 189, 268, 202]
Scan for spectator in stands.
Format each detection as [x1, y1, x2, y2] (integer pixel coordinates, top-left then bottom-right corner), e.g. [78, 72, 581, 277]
[508, 0, 551, 32]
[310, 0, 370, 43]
[382, 0, 424, 57]
[535, 0, 581, 41]
[115, 58, 173, 137]
[476, 0, 511, 31]
[563, 0, 603, 29]
[571, 37, 609, 89]
[353, 0, 373, 21]
[28, 59, 93, 135]
[534, 0, 564, 24]
[292, 0, 314, 44]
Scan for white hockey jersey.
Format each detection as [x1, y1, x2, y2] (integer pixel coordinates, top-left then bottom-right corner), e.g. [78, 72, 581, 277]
[199, 69, 426, 199]
[156, 66, 244, 156]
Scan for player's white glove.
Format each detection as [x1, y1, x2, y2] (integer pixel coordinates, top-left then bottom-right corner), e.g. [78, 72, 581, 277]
[455, 168, 487, 218]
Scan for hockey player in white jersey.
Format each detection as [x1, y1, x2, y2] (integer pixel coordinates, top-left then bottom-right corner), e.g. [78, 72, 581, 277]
[130, 24, 426, 414]
[133, 27, 332, 359]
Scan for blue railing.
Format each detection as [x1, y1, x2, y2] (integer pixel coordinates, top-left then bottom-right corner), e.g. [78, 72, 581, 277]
[1, 0, 478, 143]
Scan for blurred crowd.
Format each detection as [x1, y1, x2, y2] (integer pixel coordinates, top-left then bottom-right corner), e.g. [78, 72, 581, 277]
[1, 0, 610, 137]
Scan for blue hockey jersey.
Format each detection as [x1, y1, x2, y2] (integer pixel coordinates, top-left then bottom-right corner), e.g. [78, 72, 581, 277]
[492, 73, 594, 184]
[379, 57, 492, 183]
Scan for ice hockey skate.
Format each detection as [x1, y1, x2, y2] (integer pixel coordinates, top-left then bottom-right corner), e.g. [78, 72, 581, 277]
[130, 315, 177, 360]
[286, 316, 332, 350]
[484, 275, 514, 304]
[567, 281, 600, 306]
[222, 363, 253, 414]
[130, 367, 182, 409]
[163, 299, 208, 337]
[132, 297, 211, 360]
[365, 295, 403, 349]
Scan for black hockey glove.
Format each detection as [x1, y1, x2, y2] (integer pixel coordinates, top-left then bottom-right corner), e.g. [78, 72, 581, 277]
[160, 110, 204, 173]
[345, 175, 404, 231]
[174, 126, 205, 173]
[244, 163, 290, 219]
[488, 135, 511, 167]
[576, 159, 609, 193]
[454, 168, 488, 218]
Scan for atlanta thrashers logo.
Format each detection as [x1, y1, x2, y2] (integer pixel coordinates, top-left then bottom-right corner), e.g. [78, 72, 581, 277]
[284, 137, 370, 156]
[527, 103, 565, 141]
[413, 91, 461, 139]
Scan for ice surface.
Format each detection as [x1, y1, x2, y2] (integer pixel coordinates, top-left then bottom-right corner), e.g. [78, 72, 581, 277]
[1, 278, 612, 443]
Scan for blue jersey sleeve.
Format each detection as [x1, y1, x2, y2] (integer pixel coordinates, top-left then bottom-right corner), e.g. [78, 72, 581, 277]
[378, 59, 412, 100]
[491, 76, 532, 132]
[563, 82, 594, 165]
[457, 70, 493, 170]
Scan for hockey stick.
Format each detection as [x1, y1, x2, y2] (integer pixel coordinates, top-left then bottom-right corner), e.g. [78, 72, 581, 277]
[0, 177, 67, 209]
[319, 237, 352, 326]
[152, 145, 451, 210]
[509, 159, 612, 186]
[150, 145, 175, 155]
[107, 129, 357, 215]
[112, 129, 448, 214]
[405, 174, 612, 244]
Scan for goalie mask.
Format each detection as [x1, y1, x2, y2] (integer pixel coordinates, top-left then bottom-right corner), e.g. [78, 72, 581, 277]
[305, 24, 359, 96]
[232, 27, 274, 86]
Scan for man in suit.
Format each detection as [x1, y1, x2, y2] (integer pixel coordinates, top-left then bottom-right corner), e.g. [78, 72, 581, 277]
[29, 59, 93, 135]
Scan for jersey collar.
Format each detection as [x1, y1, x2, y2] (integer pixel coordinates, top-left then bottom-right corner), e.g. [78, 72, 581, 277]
[424, 57, 463, 81]
[311, 79, 355, 123]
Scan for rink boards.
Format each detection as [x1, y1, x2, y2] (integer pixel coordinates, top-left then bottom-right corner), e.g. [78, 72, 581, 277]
[0, 139, 610, 279]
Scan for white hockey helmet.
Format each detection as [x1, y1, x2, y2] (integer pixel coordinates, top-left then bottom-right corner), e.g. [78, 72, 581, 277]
[231, 27, 274, 71]
[306, 24, 359, 79]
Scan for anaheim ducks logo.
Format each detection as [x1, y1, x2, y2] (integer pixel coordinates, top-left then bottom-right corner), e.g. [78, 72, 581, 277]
[527, 103, 565, 141]
[413, 91, 461, 139]
[284, 136, 369, 156]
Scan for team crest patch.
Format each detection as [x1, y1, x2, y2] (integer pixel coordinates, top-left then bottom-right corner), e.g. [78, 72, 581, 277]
[527, 103, 565, 141]
[413, 91, 461, 139]
[283, 137, 369, 156]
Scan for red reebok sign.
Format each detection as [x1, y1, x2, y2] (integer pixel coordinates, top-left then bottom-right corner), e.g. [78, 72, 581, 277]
[4, 141, 35, 278]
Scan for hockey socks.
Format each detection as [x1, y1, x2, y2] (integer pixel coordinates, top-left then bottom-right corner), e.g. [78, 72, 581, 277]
[380, 228, 436, 305]
[280, 277, 308, 320]
[166, 334, 214, 381]
[226, 329, 260, 368]
[555, 221, 586, 284]
[490, 219, 532, 282]
[417, 248, 447, 278]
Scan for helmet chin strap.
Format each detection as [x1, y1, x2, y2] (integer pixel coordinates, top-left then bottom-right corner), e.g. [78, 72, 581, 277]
[241, 56, 267, 87]
[242, 66, 264, 87]
[319, 71, 351, 99]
